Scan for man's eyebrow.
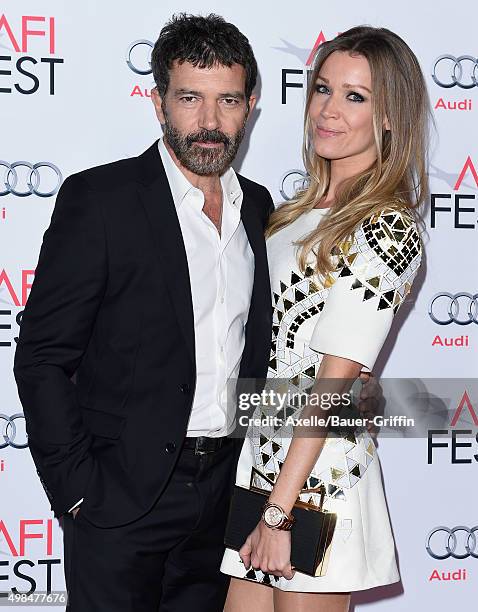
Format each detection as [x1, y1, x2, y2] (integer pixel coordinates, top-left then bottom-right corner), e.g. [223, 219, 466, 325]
[173, 88, 202, 96]
[219, 91, 246, 100]
[172, 88, 246, 99]
[316, 75, 371, 93]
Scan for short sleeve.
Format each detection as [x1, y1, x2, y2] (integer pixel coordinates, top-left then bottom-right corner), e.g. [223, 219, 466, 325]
[309, 209, 422, 370]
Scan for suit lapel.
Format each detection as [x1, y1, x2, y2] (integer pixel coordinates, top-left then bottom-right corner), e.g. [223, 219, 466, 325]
[240, 186, 269, 283]
[134, 142, 270, 372]
[136, 143, 195, 364]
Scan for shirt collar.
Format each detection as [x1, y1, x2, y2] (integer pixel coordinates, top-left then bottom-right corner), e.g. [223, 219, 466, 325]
[158, 138, 243, 210]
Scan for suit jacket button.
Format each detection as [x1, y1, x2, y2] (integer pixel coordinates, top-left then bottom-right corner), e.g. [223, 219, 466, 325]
[180, 383, 191, 394]
[165, 442, 177, 454]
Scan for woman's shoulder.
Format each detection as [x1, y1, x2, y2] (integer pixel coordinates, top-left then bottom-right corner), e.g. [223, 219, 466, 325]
[332, 205, 422, 312]
[351, 205, 422, 270]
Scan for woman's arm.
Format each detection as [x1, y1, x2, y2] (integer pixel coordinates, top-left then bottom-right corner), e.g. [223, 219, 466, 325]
[239, 353, 362, 578]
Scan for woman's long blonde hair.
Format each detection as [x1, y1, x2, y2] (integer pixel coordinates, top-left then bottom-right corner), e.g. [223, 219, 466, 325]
[266, 26, 431, 278]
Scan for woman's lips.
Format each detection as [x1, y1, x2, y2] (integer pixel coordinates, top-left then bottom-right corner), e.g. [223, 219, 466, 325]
[316, 127, 343, 138]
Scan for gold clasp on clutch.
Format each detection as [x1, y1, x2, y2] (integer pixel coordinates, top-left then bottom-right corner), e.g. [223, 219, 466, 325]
[249, 467, 327, 511]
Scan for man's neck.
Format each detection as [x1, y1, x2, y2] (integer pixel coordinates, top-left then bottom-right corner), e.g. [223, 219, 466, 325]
[164, 139, 223, 195]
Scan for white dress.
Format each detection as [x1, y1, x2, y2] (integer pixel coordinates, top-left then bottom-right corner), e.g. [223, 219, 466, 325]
[221, 207, 422, 592]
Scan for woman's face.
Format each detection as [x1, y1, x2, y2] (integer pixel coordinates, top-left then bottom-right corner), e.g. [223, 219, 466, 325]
[308, 51, 378, 171]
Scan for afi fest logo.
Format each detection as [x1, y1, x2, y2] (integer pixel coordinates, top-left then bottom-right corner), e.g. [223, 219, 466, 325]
[0, 518, 62, 594]
[0, 14, 63, 95]
[0, 269, 35, 350]
[274, 31, 339, 104]
[430, 156, 478, 230]
[428, 390, 478, 465]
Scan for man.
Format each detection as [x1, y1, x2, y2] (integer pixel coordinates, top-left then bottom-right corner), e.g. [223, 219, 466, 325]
[14, 14, 273, 611]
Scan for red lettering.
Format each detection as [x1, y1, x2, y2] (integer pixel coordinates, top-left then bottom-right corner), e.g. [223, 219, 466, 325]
[454, 156, 478, 191]
[22, 16, 46, 53]
[429, 569, 440, 581]
[47, 516, 53, 555]
[450, 391, 478, 427]
[434, 97, 446, 109]
[0, 14, 21, 52]
[130, 85, 143, 97]
[22, 269, 35, 305]
[49, 16, 55, 54]
[19, 519, 43, 556]
[0, 520, 19, 556]
[0, 269, 20, 306]
[306, 31, 327, 66]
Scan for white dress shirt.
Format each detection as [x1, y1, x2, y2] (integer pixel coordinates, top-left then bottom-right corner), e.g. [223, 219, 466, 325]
[68, 139, 254, 512]
[158, 138, 254, 437]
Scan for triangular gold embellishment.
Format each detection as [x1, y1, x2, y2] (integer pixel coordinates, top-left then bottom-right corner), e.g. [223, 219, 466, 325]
[341, 241, 352, 255]
[331, 467, 345, 481]
[324, 274, 335, 289]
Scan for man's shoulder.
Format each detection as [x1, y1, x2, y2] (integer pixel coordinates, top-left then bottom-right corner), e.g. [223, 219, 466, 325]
[65, 142, 160, 194]
[67, 155, 140, 194]
[236, 172, 269, 198]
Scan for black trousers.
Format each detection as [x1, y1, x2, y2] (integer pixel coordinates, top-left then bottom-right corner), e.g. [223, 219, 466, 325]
[63, 438, 238, 611]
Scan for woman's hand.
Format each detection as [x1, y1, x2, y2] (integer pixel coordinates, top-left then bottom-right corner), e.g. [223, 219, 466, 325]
[239, 521, 295, 580]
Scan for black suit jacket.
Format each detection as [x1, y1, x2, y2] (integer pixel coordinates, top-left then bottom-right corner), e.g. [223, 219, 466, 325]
[14, 141, 273, 527]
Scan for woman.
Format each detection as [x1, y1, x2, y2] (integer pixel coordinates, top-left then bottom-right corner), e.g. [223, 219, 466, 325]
[221, 26, 430, 612]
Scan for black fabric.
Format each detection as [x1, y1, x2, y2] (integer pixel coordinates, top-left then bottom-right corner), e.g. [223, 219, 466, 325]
[225, 485, 337, 577]
[14, 140, 273, 528]
[63, 440, 238, 611]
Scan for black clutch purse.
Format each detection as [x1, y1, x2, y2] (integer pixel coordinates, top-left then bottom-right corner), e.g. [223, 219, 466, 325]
[224, 470, 337, 577]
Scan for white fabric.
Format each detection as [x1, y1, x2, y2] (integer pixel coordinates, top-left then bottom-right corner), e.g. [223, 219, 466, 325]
[68, 498, 83, 513]
[221, 207, 421, 591]
[158, 138, 254, 437]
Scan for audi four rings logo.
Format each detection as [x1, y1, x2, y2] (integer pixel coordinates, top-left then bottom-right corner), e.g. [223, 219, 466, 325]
[432, 55, 478, 89]
[429, 293, 478, 326]
[427, 526, 478, 560]
[0, 414, 28, 449]
[280, 169, 310, 201]
[0, 161, 62, 197]
[126, 40, 153, 75]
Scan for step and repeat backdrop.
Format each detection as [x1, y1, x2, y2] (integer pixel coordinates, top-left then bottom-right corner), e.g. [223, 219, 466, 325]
[1, 0, 477, 609]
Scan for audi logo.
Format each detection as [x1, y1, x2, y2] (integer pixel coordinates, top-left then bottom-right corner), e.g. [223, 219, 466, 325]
[279, 169, 309, 201]
[0, 414, 28, 449]
[432, 55, 478, 89]
[0, 161, 62, 198]
[126, 39, 153, 75]
[429, 292, 478, 326]
[427, 526, 478, 560]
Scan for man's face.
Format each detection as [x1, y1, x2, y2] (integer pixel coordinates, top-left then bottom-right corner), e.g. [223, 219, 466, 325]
[152, 60, 256, 176]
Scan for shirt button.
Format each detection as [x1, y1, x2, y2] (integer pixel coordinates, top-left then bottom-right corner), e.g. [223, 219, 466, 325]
[180, 383, 191, 394]
[165, 442, 177, 454]
[220, 296, 225, 304]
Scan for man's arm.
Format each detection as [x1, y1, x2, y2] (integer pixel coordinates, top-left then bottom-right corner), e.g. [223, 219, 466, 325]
[14, 174, 107, 517]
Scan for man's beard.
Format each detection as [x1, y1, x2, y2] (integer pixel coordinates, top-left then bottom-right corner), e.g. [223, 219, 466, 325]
[162, 114, 246, 176]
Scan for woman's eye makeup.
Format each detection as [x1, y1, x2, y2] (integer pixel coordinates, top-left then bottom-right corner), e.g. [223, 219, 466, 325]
[314, 82, 366, 103]
[315, 83, 330, 94]
[348, 91, 365, 102]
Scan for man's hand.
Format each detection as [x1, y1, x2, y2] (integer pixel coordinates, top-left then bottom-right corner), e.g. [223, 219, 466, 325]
[358, 372, 383, 437]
